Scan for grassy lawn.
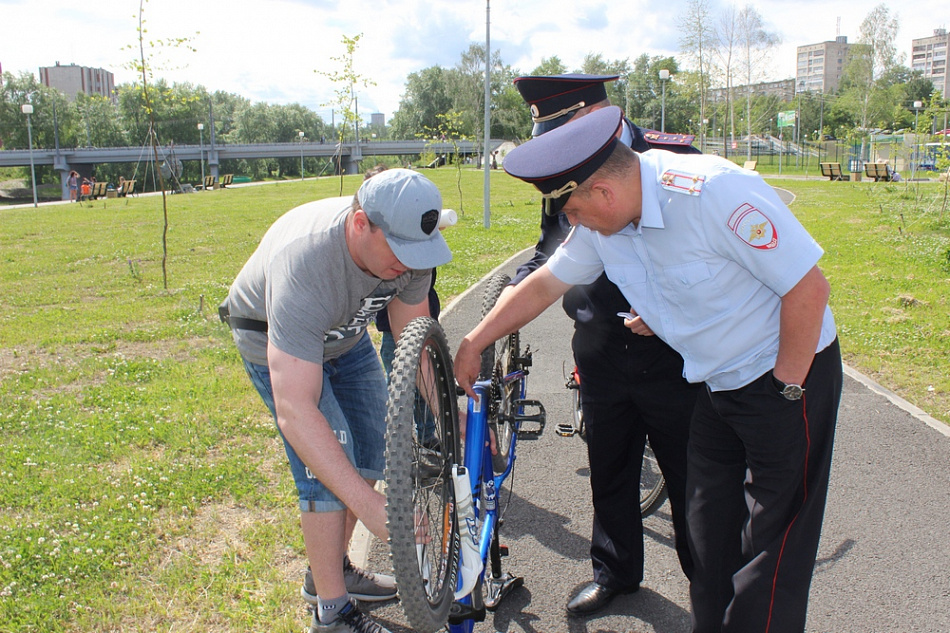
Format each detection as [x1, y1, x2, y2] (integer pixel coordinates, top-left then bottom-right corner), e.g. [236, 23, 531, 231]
[1, 168, 948, 632]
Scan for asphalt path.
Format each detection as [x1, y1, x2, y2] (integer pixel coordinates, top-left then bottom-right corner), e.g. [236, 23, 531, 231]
[357, 243, 950, 633]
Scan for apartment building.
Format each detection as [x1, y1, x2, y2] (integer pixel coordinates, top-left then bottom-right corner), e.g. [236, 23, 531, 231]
[796, 36, 850, 94]
[912, 28, 949, 99]
[39, 62, 115, 101]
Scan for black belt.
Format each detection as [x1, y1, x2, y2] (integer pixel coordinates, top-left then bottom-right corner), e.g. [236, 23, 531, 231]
[218, 303, 268, 332]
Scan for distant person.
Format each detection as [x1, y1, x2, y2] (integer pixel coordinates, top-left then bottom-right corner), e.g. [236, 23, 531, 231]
[80, 178, 91, 202]
[68, 171, 80, 202]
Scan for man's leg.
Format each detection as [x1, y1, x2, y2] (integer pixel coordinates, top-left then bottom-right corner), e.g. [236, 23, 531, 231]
[723, 341, 842, 633]
[302, 510, 349, 602]
[686, 388, 748, 633]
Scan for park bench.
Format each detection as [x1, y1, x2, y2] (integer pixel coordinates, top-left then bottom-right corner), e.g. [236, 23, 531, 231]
[219, 174, 233, 188]
[117, 179, 136, 197]
[820, 162, 848, 181]
[743, 160, 758, 171]
[864, 162, 894, 182]
[90, 182, 108, 199]
[202, 175, 217, 190]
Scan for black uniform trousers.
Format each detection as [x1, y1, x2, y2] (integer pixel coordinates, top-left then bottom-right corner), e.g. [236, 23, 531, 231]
[573, 320, 701, 590]
[687, 338, 842, 633]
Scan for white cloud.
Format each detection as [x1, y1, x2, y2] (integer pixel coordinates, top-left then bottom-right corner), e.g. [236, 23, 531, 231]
[1, 0, 946, 124]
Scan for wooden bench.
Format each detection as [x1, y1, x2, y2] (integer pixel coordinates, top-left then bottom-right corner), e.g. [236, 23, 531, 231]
[90, 182, 108, 199]
[743, 160, 758, 171]
[864, 162, 893, 182]
[117, 179, 136, 197]
[219, 174, 233, 188]
[202, 175, 217, 190]
[819, 162, 848, 181]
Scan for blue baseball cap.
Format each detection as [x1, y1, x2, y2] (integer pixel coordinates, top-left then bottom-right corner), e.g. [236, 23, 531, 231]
[504, 106, 623, 215]
[514, 74, 619, 137]
[357, 169, 452, 269]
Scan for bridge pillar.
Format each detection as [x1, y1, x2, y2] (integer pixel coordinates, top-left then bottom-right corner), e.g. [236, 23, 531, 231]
[54, 154, 71, 201]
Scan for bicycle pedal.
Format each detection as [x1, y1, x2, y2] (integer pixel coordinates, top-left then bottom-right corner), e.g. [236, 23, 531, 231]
[484, 573, 525, 610]
[555, 423, 577, 437]
[448, 600, 486, 624]
[514, 399, 546, 437]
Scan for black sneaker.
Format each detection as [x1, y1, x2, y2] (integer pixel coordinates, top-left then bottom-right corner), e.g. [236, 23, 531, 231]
[309, 600, 392, 633]
[302, 557, 397, 604]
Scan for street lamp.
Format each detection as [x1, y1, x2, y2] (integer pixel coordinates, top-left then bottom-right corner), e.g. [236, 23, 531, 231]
[197, 123, 205, 189]
[912, 101, 923, 178]
[298, 130, 305, 181]
[21, 104, 38, 208]
[659, 69, 670, 133]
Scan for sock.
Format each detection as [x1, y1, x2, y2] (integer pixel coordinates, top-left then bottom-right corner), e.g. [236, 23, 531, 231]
[316, 593, 350, 624]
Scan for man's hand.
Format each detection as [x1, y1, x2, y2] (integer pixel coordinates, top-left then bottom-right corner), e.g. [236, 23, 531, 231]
[619, 309, 655, 336]
[454, 337, 483, 400]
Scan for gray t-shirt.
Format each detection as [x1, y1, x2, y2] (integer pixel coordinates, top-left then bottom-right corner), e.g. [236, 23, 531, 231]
[226, 196, 431, 366]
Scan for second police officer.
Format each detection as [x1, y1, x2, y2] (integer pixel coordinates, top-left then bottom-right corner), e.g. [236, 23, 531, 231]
[506, 73, 701, 615]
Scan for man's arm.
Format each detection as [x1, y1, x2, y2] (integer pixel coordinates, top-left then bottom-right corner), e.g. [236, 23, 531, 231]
[455, 265, 571, 398]
[387, 294, 432, 341]
[267, 345, 389, 540]
[773, 265, 831, 386]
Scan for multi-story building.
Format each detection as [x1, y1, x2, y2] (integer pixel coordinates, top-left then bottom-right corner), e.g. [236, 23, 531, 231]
[796, 36, 850, 93]
[912, 28, 949, 100]
[39, 62, 115, 101]
[709, 79, 795, 103]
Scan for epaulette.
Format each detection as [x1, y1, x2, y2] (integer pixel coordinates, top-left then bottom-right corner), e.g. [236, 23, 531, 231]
[660, 170, 705, 196]
[642, 130, 696, 147]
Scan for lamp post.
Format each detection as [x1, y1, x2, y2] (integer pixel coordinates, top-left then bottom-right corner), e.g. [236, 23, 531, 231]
[21, 104, 38, 208]
[197, 123, 205, 189]
[912, 101, 923, 177]
[298, 131, 305, 181]
[659, 69, 670, 133]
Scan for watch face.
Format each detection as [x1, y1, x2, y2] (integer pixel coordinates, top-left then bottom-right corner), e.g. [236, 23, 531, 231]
[781, 384, 804, 400]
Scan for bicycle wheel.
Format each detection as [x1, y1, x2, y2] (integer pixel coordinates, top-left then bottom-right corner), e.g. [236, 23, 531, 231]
[385, 317, 462, 633]
[640, 440, 668, 517]
[479, 272, 520, 474]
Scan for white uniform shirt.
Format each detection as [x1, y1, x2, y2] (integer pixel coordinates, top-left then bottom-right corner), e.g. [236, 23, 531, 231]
[548, 150, 837, 391]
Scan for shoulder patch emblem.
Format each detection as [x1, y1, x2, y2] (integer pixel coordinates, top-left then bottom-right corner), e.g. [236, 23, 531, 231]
[661, 170, 705, 196]
[727, 203, 777, 249]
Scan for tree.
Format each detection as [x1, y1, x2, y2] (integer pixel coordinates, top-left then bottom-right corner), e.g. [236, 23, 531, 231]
[840, 4, 902, 133]
[318, 33, 375, 187]
[735, 5, 780, 159]
[678, 0, 717, 142]
[714, 3, 739, 156]
[389, 66, 453, 140]
[530, 56, 567, 76]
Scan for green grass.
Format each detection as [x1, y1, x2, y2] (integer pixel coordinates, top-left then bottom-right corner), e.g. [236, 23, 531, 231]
[1, 168, 948, 632]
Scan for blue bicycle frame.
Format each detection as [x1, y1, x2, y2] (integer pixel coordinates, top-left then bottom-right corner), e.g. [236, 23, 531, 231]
[448, 368, 529, 633]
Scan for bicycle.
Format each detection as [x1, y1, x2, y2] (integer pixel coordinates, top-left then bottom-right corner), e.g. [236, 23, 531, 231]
[383, 272, 545, 633]
[561, 366, 668, 518]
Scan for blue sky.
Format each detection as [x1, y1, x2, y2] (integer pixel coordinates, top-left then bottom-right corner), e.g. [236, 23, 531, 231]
[1, 0, 946, 122]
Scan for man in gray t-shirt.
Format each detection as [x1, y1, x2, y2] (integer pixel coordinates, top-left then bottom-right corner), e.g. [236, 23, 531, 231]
[223, 169, 451, 633]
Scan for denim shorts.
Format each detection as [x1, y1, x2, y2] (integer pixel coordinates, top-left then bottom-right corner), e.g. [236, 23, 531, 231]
[242, 333, 388, 513]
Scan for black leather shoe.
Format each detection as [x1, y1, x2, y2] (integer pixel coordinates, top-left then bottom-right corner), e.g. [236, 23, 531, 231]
[566, 581, 639, 615]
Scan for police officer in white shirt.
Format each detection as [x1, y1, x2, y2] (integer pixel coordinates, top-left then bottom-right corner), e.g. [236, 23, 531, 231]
[454, 106, 842, 633]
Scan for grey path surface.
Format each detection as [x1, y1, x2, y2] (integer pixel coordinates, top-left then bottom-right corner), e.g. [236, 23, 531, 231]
[359, 252, 950, 633]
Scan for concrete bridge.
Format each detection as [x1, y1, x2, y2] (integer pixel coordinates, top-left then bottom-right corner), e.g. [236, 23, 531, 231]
[0, 139, 504, 200]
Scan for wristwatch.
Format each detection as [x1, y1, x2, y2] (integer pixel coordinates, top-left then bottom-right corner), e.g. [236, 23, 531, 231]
[772, 373, 805, 401]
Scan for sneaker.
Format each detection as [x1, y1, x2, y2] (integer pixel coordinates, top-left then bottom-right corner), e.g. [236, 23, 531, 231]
[309, 600, 392, 633]
[302, 557, 397, 604]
